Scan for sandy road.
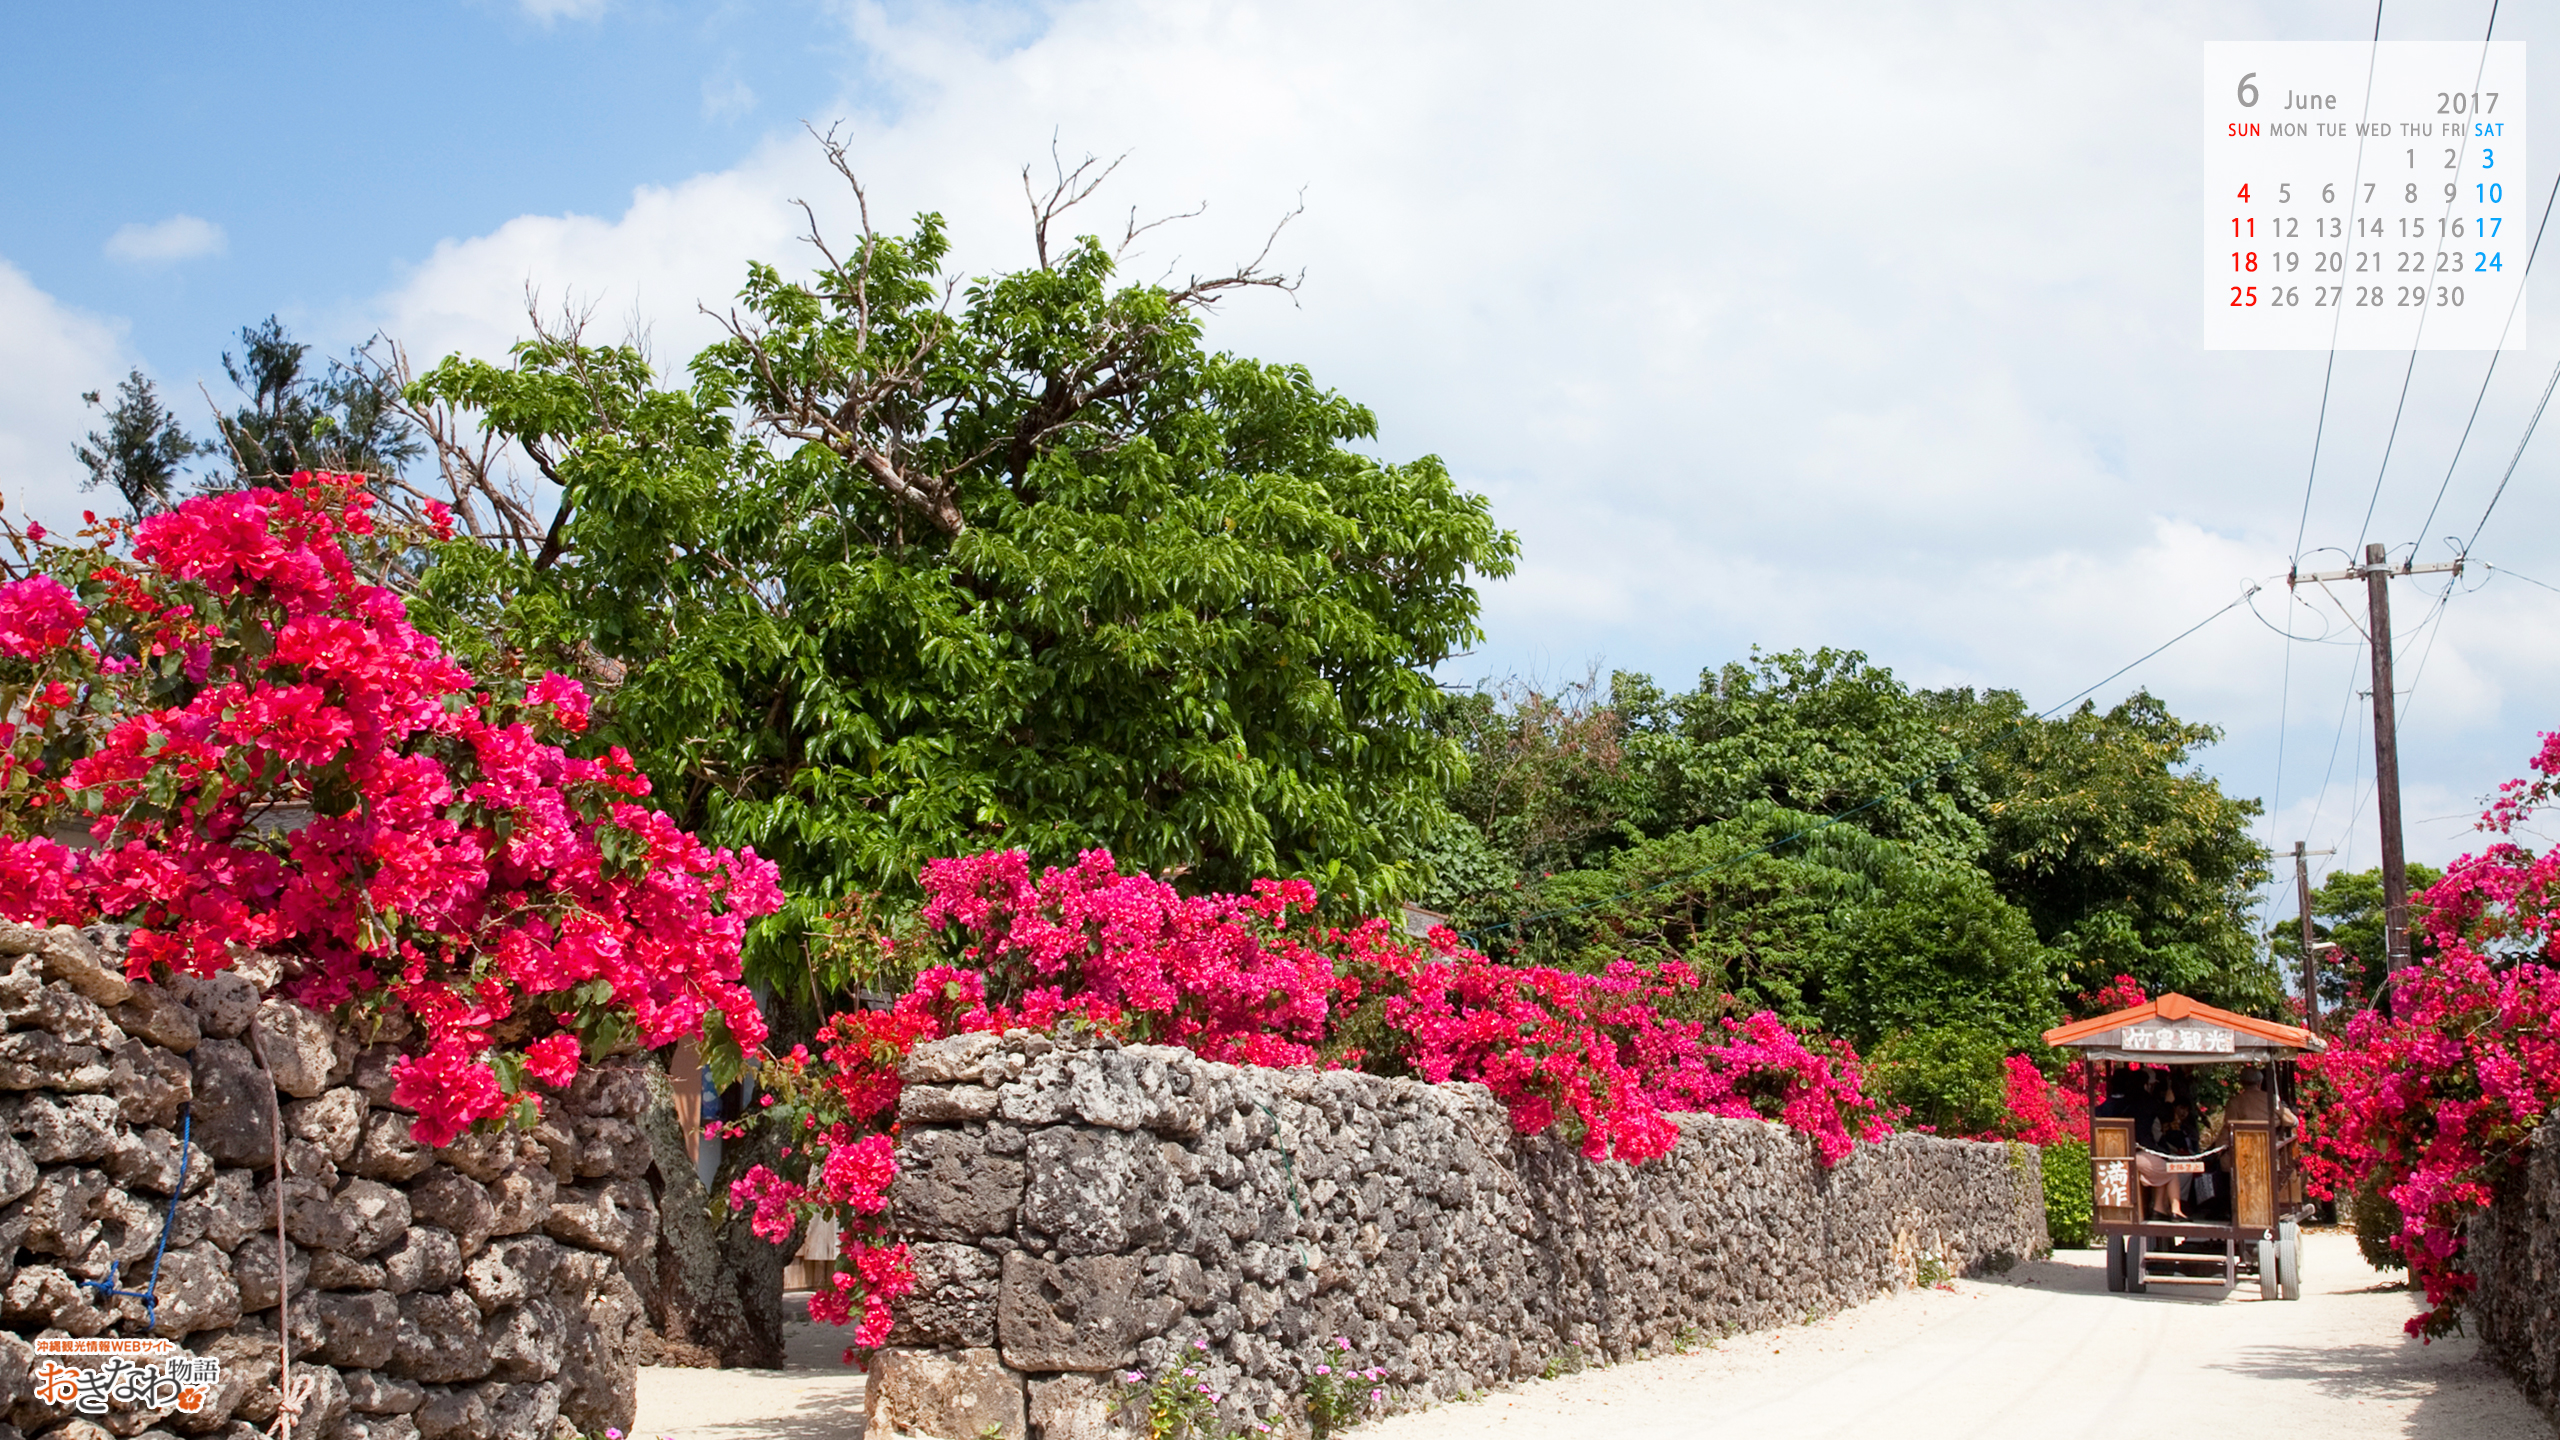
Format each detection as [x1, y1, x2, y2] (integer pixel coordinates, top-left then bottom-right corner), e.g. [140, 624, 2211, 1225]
[1364, 1232, 2546, 1440]
[630, 1232, 2549, 1440]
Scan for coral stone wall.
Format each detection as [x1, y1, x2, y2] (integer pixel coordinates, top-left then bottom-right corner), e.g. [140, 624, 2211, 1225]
[869, 1032, 2048, 1439]
[0, 923, 654, 1440]
[2469, 1124, 2560, 1425]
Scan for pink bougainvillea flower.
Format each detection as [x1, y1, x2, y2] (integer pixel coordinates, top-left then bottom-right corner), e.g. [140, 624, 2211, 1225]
[0, 574, 86, 658]
[0, 473, 778, 1149]
[522, 1033, 583, 1089]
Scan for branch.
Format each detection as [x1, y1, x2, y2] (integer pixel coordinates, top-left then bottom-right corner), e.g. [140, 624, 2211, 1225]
[1023, 137, 1126, 270]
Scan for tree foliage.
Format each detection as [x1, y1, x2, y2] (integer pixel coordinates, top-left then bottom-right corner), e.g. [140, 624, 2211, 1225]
[1423, 651, 2277, 1068]
[2268, 862, 2443, 1015]
[75, 370, 205, 519]
[207, 317, 421, 489]
[401, 151, 1516, 991]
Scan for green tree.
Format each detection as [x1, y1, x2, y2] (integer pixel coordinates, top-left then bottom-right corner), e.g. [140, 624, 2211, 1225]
[2267, 862, 2441, 1014]
[74, 370, 204, 518]
[1428, 655, 2276, 1028]
[1474, 800, 2060, 1053]
[208, 317, 421, 488]
[403, 148, 1517, 994]
[1932, 687, 2276, 1014]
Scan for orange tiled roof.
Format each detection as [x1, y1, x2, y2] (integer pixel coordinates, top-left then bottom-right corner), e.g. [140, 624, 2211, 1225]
[2040, 992, 2324, 1052]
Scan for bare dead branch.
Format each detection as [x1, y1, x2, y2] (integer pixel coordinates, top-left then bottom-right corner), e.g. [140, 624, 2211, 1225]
[1024, 136, 1127, 269]
[1119, 199, 1209, 259]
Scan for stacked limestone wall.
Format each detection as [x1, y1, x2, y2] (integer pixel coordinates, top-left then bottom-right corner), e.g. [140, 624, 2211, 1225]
[868, 1031, 2048, 1439]
[0, 923, 653, 1440]
[2469, 1124, 2560, 1426]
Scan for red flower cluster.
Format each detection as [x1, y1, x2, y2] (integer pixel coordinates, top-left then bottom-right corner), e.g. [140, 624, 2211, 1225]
[1995, 1052, 2092, 1147]
[734, 847, 1893, 1353]
[0, 475, 779, 1146]
[2301, 732, 2560, 1338]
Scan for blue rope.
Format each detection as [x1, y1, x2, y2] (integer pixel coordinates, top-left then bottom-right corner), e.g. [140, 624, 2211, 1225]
[86, 1104, 192, 1332]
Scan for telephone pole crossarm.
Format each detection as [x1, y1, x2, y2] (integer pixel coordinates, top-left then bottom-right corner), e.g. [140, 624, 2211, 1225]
[2288, 557, 2463, 586]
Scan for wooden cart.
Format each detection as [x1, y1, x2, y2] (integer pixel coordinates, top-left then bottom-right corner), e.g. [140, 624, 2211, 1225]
[2042, 994, 2324, 1300]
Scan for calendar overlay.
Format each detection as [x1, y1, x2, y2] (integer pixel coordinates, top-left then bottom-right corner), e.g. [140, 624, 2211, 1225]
[2204, 42, 2527, 351]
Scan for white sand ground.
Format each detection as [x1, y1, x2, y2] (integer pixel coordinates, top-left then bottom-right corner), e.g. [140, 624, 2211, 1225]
[630, 1231, 2550, 1440]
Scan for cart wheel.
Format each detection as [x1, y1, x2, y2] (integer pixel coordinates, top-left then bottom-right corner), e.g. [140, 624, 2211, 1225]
[2279, 1220, 2302, 1301]
[2126, 1236, 2148, 1294]
[2256, 1238, 2278, 1300]
[2106, 1235, 2126, 1293]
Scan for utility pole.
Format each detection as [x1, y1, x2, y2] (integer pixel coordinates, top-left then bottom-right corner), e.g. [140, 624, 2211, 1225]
[2292, 842, 2334, 1026]
[2291, 544, 2462, 991]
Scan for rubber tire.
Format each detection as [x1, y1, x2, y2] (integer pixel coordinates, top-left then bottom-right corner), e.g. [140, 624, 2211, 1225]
[2257, 1238, 2279, 1300]
[2127, 1236, 2148, 1294]
[2279, 1220, 2303, 1301]
[2107, 1235, 2127, 1293]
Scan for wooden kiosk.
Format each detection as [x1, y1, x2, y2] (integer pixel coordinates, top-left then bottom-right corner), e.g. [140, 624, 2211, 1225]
[2042, 993, 2324, 1300]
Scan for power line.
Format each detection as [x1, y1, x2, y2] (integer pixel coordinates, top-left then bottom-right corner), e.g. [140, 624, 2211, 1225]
[2352, 0, 2504, 553]
[2483, 561, 2560, 596]
[2409, 158, 2560, 547]
[2291, 0, 2390, 567]
[2463, 357, 2560, 554]
[1457, 586, 2261, 945]
[2355, 351, 2422, 553]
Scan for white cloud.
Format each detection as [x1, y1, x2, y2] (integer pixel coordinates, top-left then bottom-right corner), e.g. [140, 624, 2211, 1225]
[0, 259, 129, 533]
[520, 0, 608, 21]
[368, 0, 2560, 890]
[103, 215, 226, 265]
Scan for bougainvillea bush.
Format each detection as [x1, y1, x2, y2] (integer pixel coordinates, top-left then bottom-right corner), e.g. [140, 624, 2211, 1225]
[733, 847, 1892, 1349]
[0, 476, 780, 1144]
[2301, 732, 2560, 1338]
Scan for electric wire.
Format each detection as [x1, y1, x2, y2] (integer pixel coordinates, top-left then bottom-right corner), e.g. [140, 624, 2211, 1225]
[2483, 561, 2560, 595]
[2410, 160, 2560, 548]
[2291, 0, 2390, 569]
[1456, 586, 2261, 945]
[2463, 356, 2560, 554]
[2352, 0, 2503, 552]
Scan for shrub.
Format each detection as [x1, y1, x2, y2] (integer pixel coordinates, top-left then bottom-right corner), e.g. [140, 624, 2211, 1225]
[2300, 731, 2560, 1337]
[0, 479, 779, 1144]
[2351, 1173, 2406, 1275]
[2041, 1138, 2095, 1248]
[1867, 1025, 2012, 1134]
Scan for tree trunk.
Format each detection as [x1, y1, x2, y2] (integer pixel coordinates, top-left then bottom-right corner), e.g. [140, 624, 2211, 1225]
[637, 1052, 800, 1368]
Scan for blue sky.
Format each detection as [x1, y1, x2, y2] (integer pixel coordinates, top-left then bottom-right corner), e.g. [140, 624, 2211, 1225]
[0, 1, 941, 376]
[6, 0, 2559, 921]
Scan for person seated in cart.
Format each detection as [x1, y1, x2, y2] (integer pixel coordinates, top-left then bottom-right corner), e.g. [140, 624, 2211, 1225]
[2135, 1073, 2206, 1219]
[2208, 1067, 2298, 1158]
[2188, 1067, 2296, 1218]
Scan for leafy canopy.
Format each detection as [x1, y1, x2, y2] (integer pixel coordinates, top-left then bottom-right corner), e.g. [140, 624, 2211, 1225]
[1423, 652, 2278, 1071]
[404, 158, 1516, 990]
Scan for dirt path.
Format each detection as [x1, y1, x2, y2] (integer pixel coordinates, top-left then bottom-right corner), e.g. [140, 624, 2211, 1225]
[1365, 1232, 2545, 1440]
[630, 1232, 2548, 1440]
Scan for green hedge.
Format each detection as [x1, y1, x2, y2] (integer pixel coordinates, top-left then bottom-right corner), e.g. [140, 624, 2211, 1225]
[2353, 1174, 2406, 1273]
[2042, 1138, 2094, 1248]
